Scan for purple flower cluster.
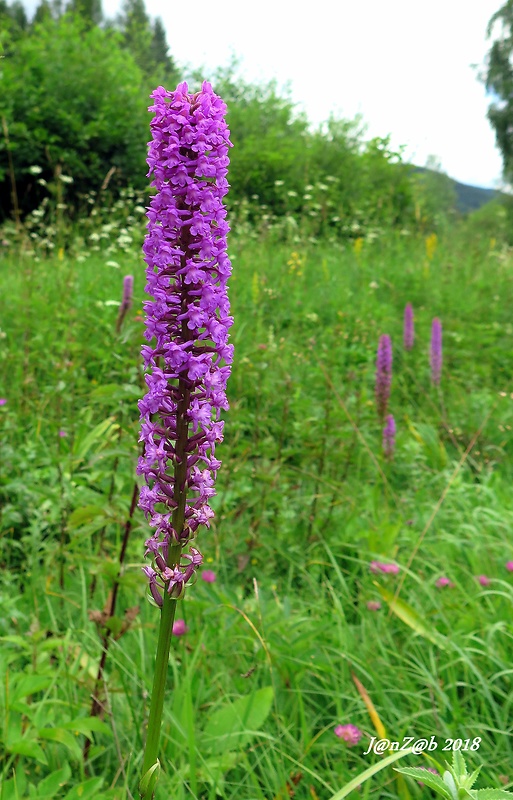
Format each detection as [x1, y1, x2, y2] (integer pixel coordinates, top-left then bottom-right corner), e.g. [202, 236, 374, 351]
[382, 414, 396, 459]
[430, 317, 442, 385]
[403, 302, 414, 350]
[137, 82, 233, 600]
[375, 334, 392, 421]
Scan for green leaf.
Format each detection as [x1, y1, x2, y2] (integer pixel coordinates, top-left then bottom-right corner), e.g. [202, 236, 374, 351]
[203, 686, 274, 753]
[1, 767, 28, 800]
[67, 505, 108, 530]
[0, 635, 32, 650]
[328, 748, 415, 800]
[38, 727, 82, 760]
[89, 383, 140, 401]
[62, 776, 104, 800]
[139, 760, 161, 799]
[7, 739, 48, 765]
[395, 766, 453, 798]
[73, 417, 118, 461]
[475, 792, 513, 799]
[11, 674, 53, 702]
[62, 716, 112, 737]
[36, 764, 72, 797]
[376, 585, 447, 648]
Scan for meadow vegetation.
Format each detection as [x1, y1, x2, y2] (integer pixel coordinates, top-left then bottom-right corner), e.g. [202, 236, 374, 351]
[1, 204, 513, 798]
[2, 2, 513, 798]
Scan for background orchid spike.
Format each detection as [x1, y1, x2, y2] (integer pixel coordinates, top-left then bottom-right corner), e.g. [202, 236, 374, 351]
[382, 414, 396, 459]
[138, 81, 233, 595]
[116, 274, 134, 332]
[430, 317, 443, 385]
[403, 302, 414, 350]
[375, 334, 392, 421]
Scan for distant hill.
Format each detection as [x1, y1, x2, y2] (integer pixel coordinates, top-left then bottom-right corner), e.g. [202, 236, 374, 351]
[410, 166, 505, 214]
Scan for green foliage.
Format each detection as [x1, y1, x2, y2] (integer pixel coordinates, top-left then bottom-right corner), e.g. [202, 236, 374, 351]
[66, 0, 103, 27]
[210, 65, 421, 236]
[411, 157, 458, 230]
[396, 751, 513, 798]
[0, 13, 148, 213]
[114, 0, 178, 83]
[1, 216, 513, 796]
[203, 686, 274, 753]
[485, 1, 513, 182]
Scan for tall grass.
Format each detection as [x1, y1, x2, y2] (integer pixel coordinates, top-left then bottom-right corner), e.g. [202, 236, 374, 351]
[1, 223, 513, 798]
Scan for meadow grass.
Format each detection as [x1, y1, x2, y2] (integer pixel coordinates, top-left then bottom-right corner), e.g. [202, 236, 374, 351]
[1, 224, 513, 799]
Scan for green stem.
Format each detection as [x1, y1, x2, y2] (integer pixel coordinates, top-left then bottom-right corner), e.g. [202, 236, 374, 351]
[140, 201, 193, 798]
[140, 544, 181, 798]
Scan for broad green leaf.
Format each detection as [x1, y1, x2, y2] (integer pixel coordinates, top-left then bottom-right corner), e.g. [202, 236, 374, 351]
[67, 505, 108, 529]
[62, 716, 112, 737]
[11, 674, 53, 702]
[328, 748, 415, 800]
[38, 727, 82, 760]
[180, 751, 240, 784]
[62, 776, 104, 800]
[475, 792, 513, 799]
[203, 686, 274, 754]
[395, 766, 453, 798]
[35, 764, 72, 796]
[7, 739, 48, 765]
[0, 635, 32, 649]
[90, 383, 140, 401]
[376, 585, 447, 649]
[1, 767, 28, 800]
[73, 417, 118, 461]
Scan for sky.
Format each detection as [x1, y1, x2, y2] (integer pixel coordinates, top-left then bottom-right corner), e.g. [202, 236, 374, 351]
[23, 0, 508, 189]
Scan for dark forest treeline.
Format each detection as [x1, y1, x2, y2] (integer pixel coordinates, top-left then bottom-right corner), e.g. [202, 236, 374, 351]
[0, 0, 472, 237]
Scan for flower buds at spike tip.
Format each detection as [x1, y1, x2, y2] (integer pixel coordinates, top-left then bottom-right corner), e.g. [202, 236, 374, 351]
[430, 317, 442, 385]
[403, 303, 414, 350]
[375, 334, 392, 421]
[137, 81, 233, 597]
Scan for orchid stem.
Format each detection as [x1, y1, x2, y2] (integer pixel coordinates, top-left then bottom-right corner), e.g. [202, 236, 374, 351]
[139, 544, 181, 798]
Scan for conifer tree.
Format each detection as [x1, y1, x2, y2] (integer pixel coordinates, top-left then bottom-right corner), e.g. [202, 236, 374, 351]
[66, 0, 102, 27]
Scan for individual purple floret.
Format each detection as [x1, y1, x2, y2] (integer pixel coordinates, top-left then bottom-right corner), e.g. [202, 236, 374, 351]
[382, 414, 396, 459]
[430, 317, 442, 385]
[375, 334, 392, 421]
[138, 81, 233, 597]
[403, 303, 414, 350]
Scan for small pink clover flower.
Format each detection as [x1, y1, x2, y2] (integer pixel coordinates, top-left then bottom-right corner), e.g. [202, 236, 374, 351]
[334, 724, 363, 746]
[370, 561, 399, 575]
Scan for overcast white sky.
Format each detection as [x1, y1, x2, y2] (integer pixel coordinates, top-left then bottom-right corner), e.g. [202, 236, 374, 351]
[24, 0, 507, 189]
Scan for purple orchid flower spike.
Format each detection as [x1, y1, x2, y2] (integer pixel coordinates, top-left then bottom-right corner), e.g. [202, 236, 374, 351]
[375, 334, 392, 421]
[139, 81, 233, 797]
[430, 317, 442, 385]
